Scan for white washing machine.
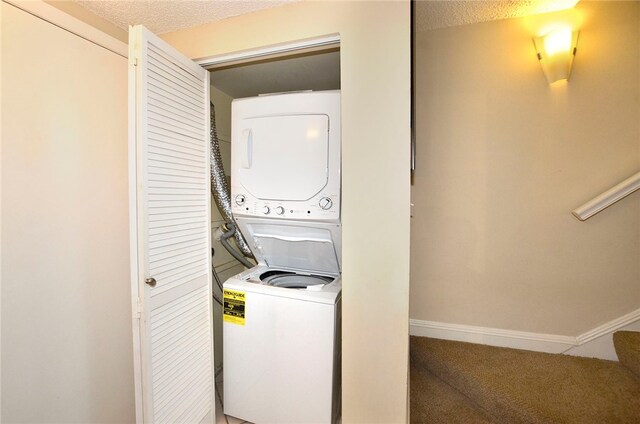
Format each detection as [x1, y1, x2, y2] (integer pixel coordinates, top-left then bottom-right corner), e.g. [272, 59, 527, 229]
[223, 91, 341, 424]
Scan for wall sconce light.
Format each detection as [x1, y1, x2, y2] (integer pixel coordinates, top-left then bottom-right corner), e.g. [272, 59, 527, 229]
[533, 28, 579, 84]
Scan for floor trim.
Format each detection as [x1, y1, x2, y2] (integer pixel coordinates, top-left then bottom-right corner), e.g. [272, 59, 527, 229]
[410, 308, 640, 359]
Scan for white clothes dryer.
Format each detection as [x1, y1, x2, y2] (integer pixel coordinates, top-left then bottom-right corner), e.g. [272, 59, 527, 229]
[230, 91, 341, 223]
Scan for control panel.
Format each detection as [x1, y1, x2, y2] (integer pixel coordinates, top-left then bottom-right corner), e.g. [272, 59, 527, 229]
[232, 192, 340, 221]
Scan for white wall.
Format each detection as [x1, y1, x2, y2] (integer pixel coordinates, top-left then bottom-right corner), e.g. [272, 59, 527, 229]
[1, 3, 135, 422]
[163, 2, 411, 421]
[411, 1, 640, 337]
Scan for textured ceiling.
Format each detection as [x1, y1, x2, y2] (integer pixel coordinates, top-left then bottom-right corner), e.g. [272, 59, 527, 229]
[75, 0, 297, 34]
[73, 0, 579, 36]
[415, 0, 579, 31]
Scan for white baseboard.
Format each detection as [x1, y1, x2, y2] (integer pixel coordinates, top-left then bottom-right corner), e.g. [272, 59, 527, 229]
[409, 319, 576, 354]
[410, 308, 640, 361]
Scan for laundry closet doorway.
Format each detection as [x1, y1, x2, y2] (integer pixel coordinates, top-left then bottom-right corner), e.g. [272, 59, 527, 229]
[129, 24, 341, 423]
[202, 37, 341, 400]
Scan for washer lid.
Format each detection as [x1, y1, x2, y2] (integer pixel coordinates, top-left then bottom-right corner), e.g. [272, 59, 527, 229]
[235, 218, 341, 275]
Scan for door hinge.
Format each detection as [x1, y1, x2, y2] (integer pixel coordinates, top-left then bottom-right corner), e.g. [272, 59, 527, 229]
[129, 44, 139, 67]
[134, 297, 143, 319]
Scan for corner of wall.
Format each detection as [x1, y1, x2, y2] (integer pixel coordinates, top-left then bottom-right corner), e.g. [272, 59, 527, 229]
[43, 0, 128, 43]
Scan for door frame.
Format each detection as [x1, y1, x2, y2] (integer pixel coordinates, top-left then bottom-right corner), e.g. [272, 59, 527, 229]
[195, 34, 340, 69]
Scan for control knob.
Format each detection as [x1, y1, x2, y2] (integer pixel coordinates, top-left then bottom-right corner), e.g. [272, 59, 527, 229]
[319, 197, 333, 210]
[235, 194, 246, 206]
[275, 206, 285, 215]
[262, 205, 270, 215]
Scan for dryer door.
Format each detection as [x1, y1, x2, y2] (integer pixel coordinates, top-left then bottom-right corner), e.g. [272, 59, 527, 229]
[238, 114, 329, 201]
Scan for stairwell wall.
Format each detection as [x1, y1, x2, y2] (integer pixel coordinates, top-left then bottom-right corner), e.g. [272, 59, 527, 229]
[411, 1, 640, 337]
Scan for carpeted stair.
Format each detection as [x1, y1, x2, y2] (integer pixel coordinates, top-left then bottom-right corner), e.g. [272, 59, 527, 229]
[410, 331, 640, 424]
[614, 331, 640, 380]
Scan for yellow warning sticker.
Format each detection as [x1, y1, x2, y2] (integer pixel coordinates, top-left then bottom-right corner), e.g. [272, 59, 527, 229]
[223, 289, 246, 326]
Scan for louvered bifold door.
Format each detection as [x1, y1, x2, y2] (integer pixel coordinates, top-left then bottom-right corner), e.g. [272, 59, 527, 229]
[129, 25, 214, 424]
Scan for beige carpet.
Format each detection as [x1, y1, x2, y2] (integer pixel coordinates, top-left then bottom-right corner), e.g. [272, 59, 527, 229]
[411, 336, 640, 424]
[614, 331, 640, 380]
[410, 361, 493, 424]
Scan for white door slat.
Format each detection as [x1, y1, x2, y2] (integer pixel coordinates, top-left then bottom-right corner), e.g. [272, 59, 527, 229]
[148, 193, 207, 203]
[153, 267, 208, 295]
[148, 86, 202, 118]
[150, 240, 205, 264]
[149, 243, 208, 267]
[148, 212, 208, 224]
[153, 353, 211, 414]
[149, 283, 204, 317]
[149, 222, 206, 238]
[154, 356, 210, 423]
[182, 400, 213, 424]
[148, 115, 203, 140]
[148, 188, 208, 197]
[148, 205, 208, 216]
[147, 53, 203, 98]
[160, 380, 211, 424]
[148, 145, 206, 165]
[149, 132, 205, 156]
[147, 64, 203, 103]
[148, 74, 203, 110]
[151, 253, 206, 279]
[129, 24, 213, 423]
[149, 233, 207, 252]
[148, 150, 206, 169]
[148, 237, 207, 257]
[149, 169, 208, 182]
[151, 263, 207, 290]
[148, 43, 203, 83]
[151, 337, 209, 386]
[148, 179, 207, 192]
[148, 199, 207, 208]
[149, 166, 207, 181]
[148, 159, 206, 175]
[149, 248, 207, 271]
[155, 273, 208, 299]
[178, 397, 211, 424]
[152, 340, 209, 397]
[148, 95, 205, 127]
[148, 168, 205, 183]
[147, 56, 203, 101]
[149, 249, 207, 274]
[148, 141, 206, 162]
[151, 317, 209, 363]
[155, 369, 211, 424]
[147, 43, 202, 89]
[152, 313, 208, 352]
[149, 206, 207, 216]
[149, 220, 204, 234]
[153, 359, 210, 412]
[147, 276, 208, 311]
[148, 125, 207, 151]
[148, 103, 205, 135]
[152, 323, 209, 368]
[150, 253, 208, 277]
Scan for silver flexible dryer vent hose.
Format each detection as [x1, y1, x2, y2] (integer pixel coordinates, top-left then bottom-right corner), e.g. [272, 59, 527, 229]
[210, 102, 253, 259]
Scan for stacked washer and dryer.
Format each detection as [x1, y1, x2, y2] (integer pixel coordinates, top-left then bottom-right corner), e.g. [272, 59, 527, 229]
[223, 91, 342, 424]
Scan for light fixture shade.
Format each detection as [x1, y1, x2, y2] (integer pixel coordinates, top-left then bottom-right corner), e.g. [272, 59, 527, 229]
[533, 29, 579, 84]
